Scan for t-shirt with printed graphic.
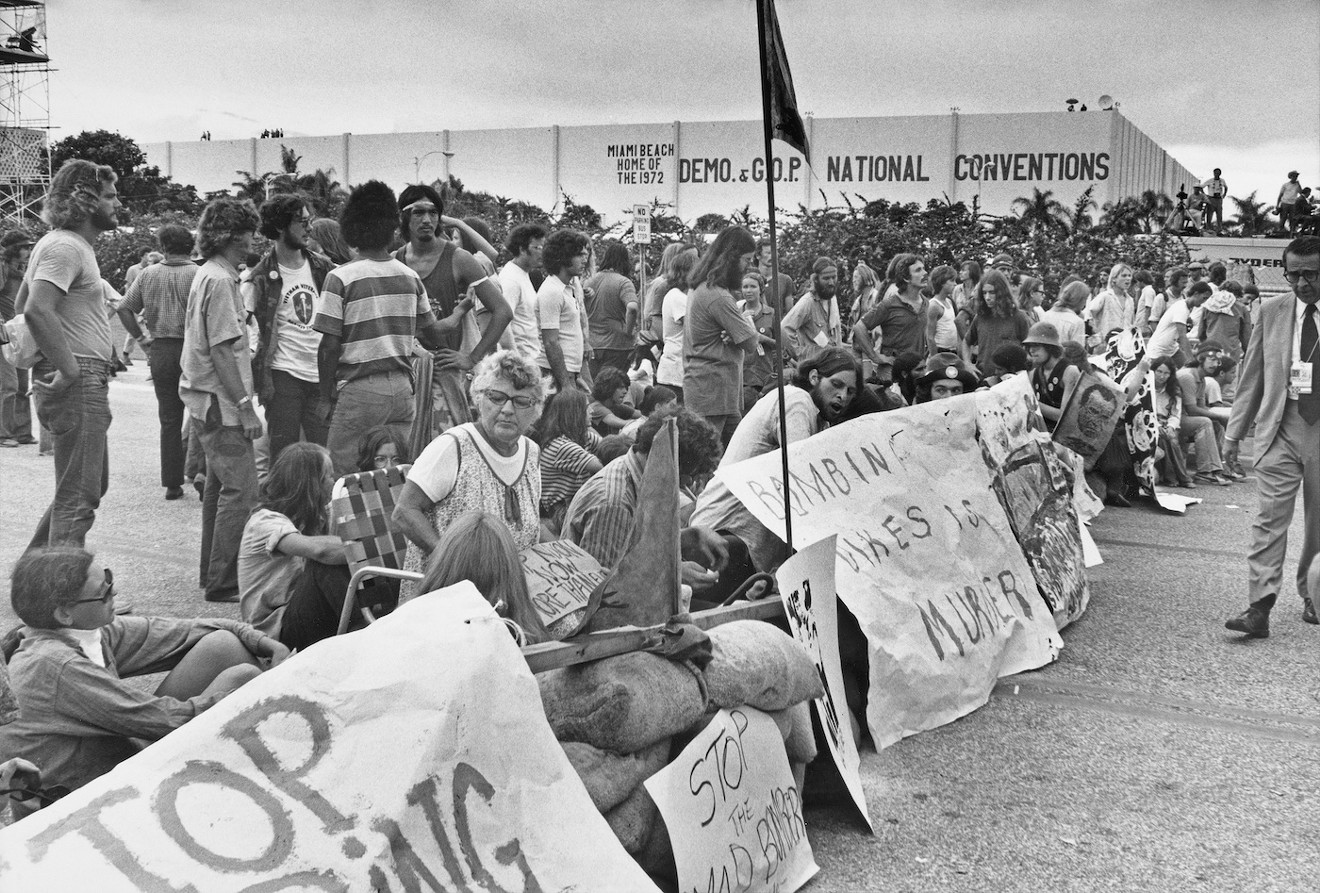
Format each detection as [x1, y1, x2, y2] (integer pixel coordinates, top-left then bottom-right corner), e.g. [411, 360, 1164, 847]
[270, 260, 322, 381]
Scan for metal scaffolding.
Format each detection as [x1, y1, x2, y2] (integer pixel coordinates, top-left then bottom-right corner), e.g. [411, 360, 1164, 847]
[0, 0, 50, 225]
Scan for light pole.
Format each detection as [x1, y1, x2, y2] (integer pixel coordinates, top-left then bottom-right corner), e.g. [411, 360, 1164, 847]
[414, 150, 454, 184]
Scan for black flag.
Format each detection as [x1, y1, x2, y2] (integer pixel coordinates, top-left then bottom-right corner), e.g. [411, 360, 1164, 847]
[758, 0, 809, 162]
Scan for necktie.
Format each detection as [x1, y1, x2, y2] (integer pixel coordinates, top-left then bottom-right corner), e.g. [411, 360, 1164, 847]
[1301, 304, 1319, 424]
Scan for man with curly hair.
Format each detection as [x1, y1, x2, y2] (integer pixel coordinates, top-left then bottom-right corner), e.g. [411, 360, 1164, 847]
[180, 197, 264, 603]
[22, 159, 123, 553]
[535, 229, 592, 393]
[242, 195, 334, 462]
[314, 181, 470, 475]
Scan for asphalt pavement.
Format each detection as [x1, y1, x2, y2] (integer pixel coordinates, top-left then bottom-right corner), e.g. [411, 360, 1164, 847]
[1, 363, 1316, 891]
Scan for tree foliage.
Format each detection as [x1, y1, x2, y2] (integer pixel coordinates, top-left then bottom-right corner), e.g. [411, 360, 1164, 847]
[51, 130, 202, 218]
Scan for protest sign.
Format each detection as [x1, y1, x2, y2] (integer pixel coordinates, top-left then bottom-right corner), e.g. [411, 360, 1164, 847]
[0, 585, 657, 892]
[974, 375, 1091, 629]
[645, 707, 818, 893]
[520, 539, 607, 627]
[1053, 369, 1126, 462]
[776, 536, 872, 831]
[718, 395, 1062, 748]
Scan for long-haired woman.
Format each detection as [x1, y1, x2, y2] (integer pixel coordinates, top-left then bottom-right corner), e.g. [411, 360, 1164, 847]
[417, 511, 551, 644]
[968, 269, 1032, 377]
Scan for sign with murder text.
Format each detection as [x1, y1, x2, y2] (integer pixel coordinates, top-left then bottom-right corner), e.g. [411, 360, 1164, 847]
[718, 395, 1063, 748]
[0, 585, 656, 892]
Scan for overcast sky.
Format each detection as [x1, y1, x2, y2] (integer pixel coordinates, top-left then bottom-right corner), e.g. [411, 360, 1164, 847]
[41, 0, 1320, 207]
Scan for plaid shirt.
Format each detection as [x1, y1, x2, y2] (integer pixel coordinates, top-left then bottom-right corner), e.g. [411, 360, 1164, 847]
[561, 451, 644, 569]
[119, 259, 198, 340]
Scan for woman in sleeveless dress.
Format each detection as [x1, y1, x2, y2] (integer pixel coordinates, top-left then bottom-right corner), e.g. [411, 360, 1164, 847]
[393, 350, 546, 600]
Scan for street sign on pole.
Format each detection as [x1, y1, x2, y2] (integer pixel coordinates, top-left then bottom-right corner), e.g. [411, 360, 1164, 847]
[632, 204, 652, 244]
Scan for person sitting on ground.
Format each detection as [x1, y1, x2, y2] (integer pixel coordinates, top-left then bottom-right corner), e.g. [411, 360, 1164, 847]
[1177, 340, 1238, 475]
[1150, 358, 1204, 489]
[620, 384, 680, 440]
[1023, 323, 1080, 428]
[237, 442, 352, 641]
[536, 388, 604, 535]
[991, 343, 1031, 380]
[412, 511, 550, 645]
[914, 352, 981, 403]
[0, 547, 285, 816]
[690, 347, 860, 576]
[394, 350, 546, 597]
[595, 434, 632, 465]
[562, 410, 734, 598]
[588, 367, 640, 435]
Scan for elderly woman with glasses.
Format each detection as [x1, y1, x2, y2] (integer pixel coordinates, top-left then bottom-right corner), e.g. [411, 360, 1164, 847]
[0, 546, 284, 817]
[394, 350, 546, 594]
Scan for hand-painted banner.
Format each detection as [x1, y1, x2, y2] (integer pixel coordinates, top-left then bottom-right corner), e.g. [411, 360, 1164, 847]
[520, 539, 607, 626]
[1053, 369, 1126, 461]
[717, 393, 1062, 748]
[0, 585, 657, 892]
[645, 707, 818, 893]
[973, 375, 1091, 629]
[776, 536, 872, 831]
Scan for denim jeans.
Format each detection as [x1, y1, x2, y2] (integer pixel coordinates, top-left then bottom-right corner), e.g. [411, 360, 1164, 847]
[148, 339, 186, 488]
[0, 349, 32, 439]
[267, 369, 328, 462]
[326, 370, 414, 476]
[196, 397, 258, 599]
[27, 358, 113, 550]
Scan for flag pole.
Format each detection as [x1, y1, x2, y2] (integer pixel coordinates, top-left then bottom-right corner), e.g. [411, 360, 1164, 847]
[754, 0, 794, 555]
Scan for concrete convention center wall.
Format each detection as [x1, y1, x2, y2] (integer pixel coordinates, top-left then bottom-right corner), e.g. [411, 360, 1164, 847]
[143, 110, 1196, 224]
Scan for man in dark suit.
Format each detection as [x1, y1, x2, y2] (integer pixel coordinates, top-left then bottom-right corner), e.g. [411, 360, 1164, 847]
[1224, 236, 1320, 637]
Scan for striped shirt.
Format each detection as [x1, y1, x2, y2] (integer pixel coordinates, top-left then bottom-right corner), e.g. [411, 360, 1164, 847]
[561, 451, 644, 569]
[540, 435, 600, 515]
[119, 259, 197, 339]
[312, 258, 435, 382]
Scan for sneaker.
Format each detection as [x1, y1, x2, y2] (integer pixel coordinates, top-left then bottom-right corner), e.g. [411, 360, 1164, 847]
[14, 435, 36, 445]
[0, 438, 17, 448]
[1194, 472, 1231, 487]
[1224, 460, 1248, 480]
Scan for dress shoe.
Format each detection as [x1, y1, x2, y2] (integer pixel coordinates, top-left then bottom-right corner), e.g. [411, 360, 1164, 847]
[1225, 606, 1270, 638]
[15, 435, 36, 445]
[165, 486, 184, 500]
[1304, 598, 1318, 625]
[204, 591, 240, 603]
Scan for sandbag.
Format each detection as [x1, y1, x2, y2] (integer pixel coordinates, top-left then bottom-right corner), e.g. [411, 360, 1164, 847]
[561, 738, 672, 813]
[604, 781, 658, 853]
[539, 651, 705, 753]
[768, 700, 818, 764]
[703, 620, 823, 711]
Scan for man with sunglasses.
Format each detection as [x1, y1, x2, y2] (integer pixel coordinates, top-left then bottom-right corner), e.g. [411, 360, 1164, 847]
[1224, 236, 1320, 637]
[0, 547, 287, 818]
[244, 195, 335, 463]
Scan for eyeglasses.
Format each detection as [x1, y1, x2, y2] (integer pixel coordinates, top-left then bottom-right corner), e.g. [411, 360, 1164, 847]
[1285, 269, 1320, 284]
[74, 568, 115, 605]
[484, 389, 537, 409]
[372, 454, 399, 468]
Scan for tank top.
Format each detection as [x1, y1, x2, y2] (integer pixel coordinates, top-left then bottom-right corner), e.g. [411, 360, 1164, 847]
[395, 241, 461, 350]
[401, 425, 541, 598]
[931, 298, 958, 351]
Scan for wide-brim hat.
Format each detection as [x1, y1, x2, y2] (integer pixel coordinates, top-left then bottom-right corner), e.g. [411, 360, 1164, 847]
[1022, 321, 1062, 349]
[916, 351, 980, 389]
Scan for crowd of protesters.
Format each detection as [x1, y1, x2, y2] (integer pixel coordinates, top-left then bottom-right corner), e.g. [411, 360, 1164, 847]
[1, 156, 1317, 814]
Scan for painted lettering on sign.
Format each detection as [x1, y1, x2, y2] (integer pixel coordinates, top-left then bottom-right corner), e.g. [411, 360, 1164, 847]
[825, 154, 930, 182]
[678, 157, 803, 185]
[607, 143, 673, 185]
[954, 152, 1110, 182]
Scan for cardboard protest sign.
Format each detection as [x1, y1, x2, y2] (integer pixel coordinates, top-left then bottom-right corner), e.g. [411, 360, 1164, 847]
[645, 707, 818, 893]
[1054, 368, 1126, 462]
[718, 396, 1062, 748]
[0, 585, 657, 892]
[974, 375, 1091, 629]
[776, 536, 872, 831]
[520, 539, 607, 627]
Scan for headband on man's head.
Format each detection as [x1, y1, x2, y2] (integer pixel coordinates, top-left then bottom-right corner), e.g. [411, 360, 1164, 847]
[397, 184, 443, 215]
